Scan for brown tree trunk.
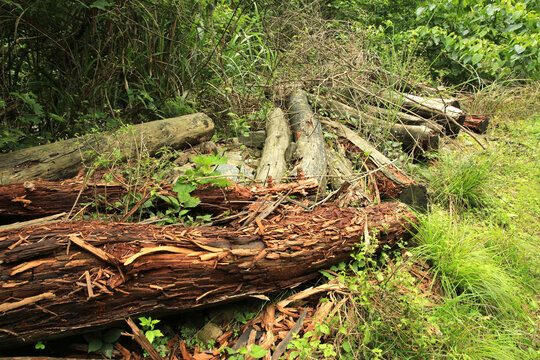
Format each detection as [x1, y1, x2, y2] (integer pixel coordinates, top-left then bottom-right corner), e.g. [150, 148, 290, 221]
[0, 114, 214, 184]
[0, 202, 415, 349]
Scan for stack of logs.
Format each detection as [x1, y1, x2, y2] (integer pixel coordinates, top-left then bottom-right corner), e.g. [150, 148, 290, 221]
[0, 86, 487, 350]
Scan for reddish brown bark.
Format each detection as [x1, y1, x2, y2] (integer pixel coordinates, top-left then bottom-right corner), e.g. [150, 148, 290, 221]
[0, 202, 415, 348]
[0, 177, 318, 222]
[463, 115, 490, 134]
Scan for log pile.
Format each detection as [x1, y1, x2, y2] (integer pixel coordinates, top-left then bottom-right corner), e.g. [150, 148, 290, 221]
[0, 82, 488, 353]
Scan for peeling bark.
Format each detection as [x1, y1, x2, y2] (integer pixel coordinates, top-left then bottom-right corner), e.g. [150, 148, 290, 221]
[0, 202, 415, 348]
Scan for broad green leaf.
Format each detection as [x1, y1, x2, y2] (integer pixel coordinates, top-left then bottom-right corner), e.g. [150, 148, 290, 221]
[471, 53, 483, 65]
[101, 343, 114, 358]
[342, 340, 352, 353]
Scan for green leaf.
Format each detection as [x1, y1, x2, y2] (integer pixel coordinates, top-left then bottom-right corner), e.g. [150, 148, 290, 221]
[514, 44, 526, 54]
[87, 338, 103, 353]
[103, 328, 122, 343]
[363, 327, 371, 345]
[471, 53, 483, 65]
[172, 182, 197, 196]
[192, 154, 227, 166]
[249, 345, 268, 358]
[90, 0, 112, 11]
[342, 340, 351, 353]
[101, 342, 114, 358]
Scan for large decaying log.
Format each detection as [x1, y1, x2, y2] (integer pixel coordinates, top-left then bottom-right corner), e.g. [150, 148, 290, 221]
[256, 108, 291, 183]
[0, 178, 252, 222]
[321, 119, 427, 211]
[0, 202, 415, 348]
[288, 89, 327, 181]
[0, 114, 215, 184]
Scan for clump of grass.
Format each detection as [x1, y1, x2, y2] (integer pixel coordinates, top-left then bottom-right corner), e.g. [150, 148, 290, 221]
[412, 210, 529, 320]
[421, 152, 493, 213]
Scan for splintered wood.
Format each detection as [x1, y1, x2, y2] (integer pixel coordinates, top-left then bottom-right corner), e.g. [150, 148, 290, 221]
[0, 202, 415, 348]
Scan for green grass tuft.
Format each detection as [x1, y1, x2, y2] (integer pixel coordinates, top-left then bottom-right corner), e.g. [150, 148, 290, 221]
[421, 153, 492, 213]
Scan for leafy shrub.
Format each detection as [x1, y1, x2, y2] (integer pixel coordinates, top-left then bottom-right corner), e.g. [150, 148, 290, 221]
[396, 0, 539, 81]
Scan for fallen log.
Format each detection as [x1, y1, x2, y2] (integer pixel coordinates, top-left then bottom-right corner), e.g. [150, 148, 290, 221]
[380, 91, 465, 136]
[313, 96, 440, 152]
[0, 114, 215, 184]
[0, 178, 246, 222]
[0, 202, 415, 348]
[463, 115, 490, 134]
[256, 108, 291, 183]
[0, 175, 319, 222]
[288, 89, 327, 182]
[321, 119, 428, 211]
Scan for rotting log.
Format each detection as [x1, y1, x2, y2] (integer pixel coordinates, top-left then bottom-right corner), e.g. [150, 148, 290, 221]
[0, 114, 215, 184]
[288, 89, 327, 182]
[380, 91, 465, 136]
[0, 202, 415, 348]
[256, 108, 291, 184]
[463, 115, 490, 134]
[389, 124, 439, 153]
[313, 96, 440, 152]
[321, 119, 427, 211]
[0, 176, 319, 222]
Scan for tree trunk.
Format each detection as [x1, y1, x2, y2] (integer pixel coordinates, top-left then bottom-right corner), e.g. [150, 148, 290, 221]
[0, 202, 415, 349]
[321, 119, 427, 211]
[288, 89, 327, 183]
[463, 115, 490, 134]
[0, 176, 319, 223]
[0, 114, 215, 184]
[256, 108, 291, 184]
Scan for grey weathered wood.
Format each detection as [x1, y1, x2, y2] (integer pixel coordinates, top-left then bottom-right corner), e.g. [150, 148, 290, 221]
[389, 124, 439, 152]
[256, 108, 291, 183]
[288, 89, 327, 182]
[0, 113, 215, 184]
[325, 144, 354, 190]
[321, 119, 427, 211]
